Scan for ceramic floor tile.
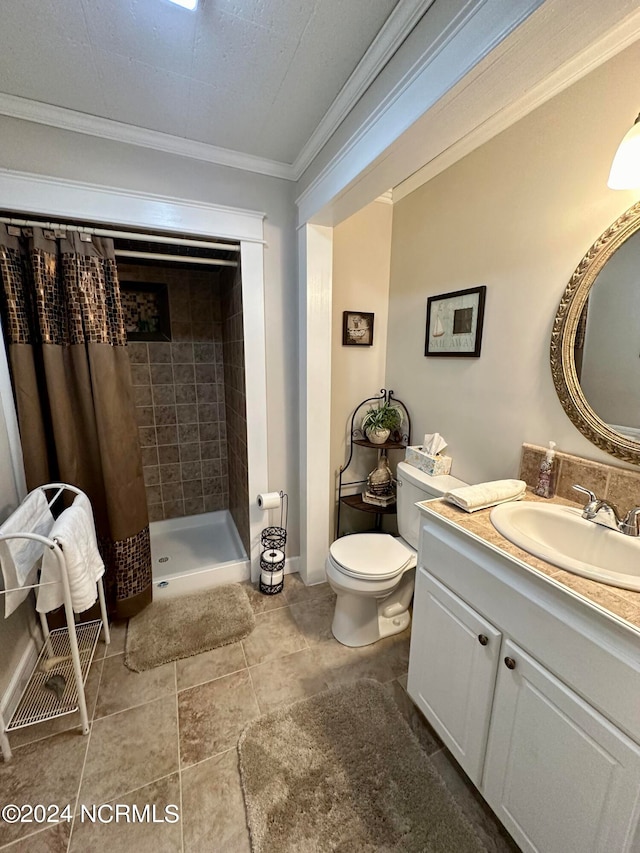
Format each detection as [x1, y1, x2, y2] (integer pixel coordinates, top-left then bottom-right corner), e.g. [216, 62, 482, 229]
[0, 822, 71, 852]
[94, 654, 175, 718]
[0, 732, 88, 847]
[182, 749, 250, 852]
[289, 596, 335, 645]
[430, 749, 521, 853]
[241, 581, 287, 615]
[373, 627, 412, 679]
[241, 607, 307, 667]
[384, 678, 442, 755]
[178, 669, 259, 767]
[8, 657, 103, 749]
[176, 641, 246, 691]
[98, 620, 127, 658]
[249, 648, 332, 714]
[79, 696, 178, 808]
[69, 773, 181, 853]
[283, 573, 334, 604]
[312, 636, 403, 687]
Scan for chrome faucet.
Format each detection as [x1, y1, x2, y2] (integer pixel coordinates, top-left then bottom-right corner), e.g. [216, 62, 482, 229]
[620, 506, 640, 536]
[573, 485, 640, 536]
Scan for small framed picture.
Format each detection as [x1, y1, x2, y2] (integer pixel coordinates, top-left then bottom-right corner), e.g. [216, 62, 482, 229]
[343, 311, 374, 346]
[425, 286, 486, 357]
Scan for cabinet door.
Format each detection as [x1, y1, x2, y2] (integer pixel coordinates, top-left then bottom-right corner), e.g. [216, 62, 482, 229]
[483, 640, 640, 853]
[408, 568, 501, 784]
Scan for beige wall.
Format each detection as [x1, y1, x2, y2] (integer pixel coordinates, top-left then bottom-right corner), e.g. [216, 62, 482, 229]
[330, 200, 393, 537]
[385, 40, 640, 487]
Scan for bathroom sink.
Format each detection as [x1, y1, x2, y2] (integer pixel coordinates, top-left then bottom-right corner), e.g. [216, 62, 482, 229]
[490, 502, 640, 592]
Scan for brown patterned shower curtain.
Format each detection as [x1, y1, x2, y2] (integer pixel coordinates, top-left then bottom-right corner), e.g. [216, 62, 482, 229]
[0, 224, 152, 617]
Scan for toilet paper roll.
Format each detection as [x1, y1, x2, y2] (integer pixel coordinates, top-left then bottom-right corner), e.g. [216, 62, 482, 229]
[257, 492, 281, 510]
[262, 549, 285, 565]
[261, 568, 284, 587]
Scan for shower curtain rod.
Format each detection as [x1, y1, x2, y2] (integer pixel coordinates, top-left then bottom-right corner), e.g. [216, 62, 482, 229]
[0, 217, 241, 253]
[115, 249, 237, 267]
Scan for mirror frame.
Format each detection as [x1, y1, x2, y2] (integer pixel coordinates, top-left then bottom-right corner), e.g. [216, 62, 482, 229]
[550, 200, 640, 466]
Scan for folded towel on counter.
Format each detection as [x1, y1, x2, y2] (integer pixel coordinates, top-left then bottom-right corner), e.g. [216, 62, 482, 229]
[0, 491, 54, 617]
[37, 493, 104, 614]
[444, 479, 527, 512]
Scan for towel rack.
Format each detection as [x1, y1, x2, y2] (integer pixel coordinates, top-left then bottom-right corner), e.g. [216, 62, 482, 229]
[0, 483, 110, 762]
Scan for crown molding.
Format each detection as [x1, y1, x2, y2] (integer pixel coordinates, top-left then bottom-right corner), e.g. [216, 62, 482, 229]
[291, 0, 435, 179]
[0, 2, 433, 186]
[393, 5, 640, 202]
[0, 93, 296, 182]
[295, 0, 545, 224]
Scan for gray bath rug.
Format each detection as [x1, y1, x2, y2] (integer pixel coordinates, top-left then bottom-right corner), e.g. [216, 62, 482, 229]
[238, 679, 487, 853]
[125, 584, 255, 672]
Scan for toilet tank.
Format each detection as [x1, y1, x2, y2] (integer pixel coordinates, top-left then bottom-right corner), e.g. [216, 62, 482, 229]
[396, 461, 467, 550]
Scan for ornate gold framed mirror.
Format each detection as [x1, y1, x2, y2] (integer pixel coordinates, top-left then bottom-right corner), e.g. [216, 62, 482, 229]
[551, 200, 640, 465]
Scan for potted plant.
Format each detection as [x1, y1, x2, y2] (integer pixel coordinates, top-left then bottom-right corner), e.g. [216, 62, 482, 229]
[361, 401, 403, 444]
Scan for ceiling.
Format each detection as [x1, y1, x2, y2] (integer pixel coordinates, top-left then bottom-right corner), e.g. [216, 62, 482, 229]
[0, 0, 405, 167]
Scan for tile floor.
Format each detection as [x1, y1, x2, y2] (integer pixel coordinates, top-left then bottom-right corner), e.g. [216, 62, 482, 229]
[0, 575, 519, 852]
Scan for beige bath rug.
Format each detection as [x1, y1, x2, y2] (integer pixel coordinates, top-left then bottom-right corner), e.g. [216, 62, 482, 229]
[238, 679, 488, 853]
[125, 584, 255, 672]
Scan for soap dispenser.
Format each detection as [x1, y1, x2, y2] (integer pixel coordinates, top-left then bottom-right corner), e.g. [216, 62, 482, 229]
[534, 441, 557, 498]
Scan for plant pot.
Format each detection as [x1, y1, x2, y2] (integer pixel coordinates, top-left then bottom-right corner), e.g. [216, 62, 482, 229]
[366, 427, 390, 445]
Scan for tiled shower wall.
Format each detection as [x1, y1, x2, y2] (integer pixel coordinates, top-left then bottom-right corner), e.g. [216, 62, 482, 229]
[222, 267, 249, 554]
[122, 264, 230, 522]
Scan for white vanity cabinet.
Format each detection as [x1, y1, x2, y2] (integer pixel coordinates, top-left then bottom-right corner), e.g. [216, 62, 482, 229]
[408, 509, 640, 853]
[483, 639, 640, 853]
[407, 571, 501, 785]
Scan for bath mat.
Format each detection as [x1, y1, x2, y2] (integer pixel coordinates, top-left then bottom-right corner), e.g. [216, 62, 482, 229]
[125, 584, 255, 672]
[238, 679, 488, 853]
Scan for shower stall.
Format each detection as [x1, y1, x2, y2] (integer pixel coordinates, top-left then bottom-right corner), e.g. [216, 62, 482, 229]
[0, 212, 258, 599]
[118, 246, 252, 596]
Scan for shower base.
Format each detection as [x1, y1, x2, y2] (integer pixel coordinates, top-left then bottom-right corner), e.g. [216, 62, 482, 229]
[150, 510, 250, 598]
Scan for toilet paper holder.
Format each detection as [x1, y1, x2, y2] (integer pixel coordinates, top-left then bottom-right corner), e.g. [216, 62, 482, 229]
[259, 491, 288, 596]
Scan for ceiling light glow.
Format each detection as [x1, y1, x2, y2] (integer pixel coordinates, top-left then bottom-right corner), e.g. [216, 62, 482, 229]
[167, 0, 198, 10]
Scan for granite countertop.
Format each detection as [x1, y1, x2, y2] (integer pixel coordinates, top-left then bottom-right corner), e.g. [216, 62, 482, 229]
[421, 489, 640, 633]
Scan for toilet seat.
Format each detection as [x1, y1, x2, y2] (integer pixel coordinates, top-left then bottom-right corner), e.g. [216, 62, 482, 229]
[328, 533, 414, 581]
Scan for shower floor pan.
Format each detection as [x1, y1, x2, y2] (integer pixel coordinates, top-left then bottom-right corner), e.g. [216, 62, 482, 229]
[150, 510, 250, 597]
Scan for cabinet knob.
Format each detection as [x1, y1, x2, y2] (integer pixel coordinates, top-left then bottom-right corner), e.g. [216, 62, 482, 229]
[477, 634, 489, 646]
[504, 656, 517, 670]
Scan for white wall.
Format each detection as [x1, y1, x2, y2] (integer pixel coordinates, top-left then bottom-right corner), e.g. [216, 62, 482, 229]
[580, 228, 640, 429]
[385, 40, 640, 486]
[330, 200, 393, 537]
[0, 115, 300, 557]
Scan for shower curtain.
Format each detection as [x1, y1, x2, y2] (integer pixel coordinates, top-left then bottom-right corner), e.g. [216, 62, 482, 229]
[0, 224, 152, 617]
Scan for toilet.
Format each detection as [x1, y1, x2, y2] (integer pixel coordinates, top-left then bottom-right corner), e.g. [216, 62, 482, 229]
[326, 461, 467, 647]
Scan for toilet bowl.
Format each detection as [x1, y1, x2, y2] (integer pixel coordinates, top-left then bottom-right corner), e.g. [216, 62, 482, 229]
[327, 463, 467, 647]
[326, 533, 416, 646]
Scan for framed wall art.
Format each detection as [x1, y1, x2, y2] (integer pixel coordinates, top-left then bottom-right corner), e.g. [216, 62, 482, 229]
[424, 286, 486, 357]
[343, 311, 374, 346]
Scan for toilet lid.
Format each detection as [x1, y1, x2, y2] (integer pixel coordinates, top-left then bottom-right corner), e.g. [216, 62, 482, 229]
[329, 533, 413, 579]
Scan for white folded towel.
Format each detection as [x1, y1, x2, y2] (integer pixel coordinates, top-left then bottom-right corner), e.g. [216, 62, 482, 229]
[0, 491, 54, 618]
[37, 493, 104, 614]
[444, 479, 527, 512]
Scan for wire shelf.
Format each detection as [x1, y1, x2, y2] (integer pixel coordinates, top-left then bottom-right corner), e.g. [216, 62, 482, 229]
[7, 620, 102, 731]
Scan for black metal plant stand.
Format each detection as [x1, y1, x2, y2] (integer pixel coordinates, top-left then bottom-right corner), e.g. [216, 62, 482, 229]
[335, 389, 411, 539]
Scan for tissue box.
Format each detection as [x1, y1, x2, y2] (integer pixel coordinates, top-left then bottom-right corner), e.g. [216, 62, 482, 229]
[405, 446, 452, 476]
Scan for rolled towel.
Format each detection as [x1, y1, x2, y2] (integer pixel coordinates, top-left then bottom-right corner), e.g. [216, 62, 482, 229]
[37, 493, 104, 614]
[444, 479, 527, 512]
